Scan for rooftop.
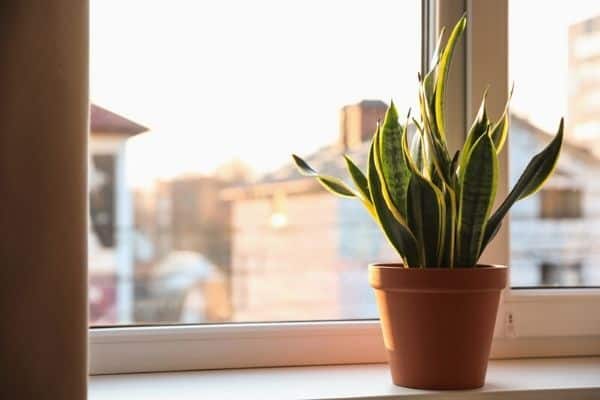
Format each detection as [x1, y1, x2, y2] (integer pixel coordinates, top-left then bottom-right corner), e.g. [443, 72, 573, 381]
[511, 113, 600, 164]
[222, 112, 600, 201]
[91, 104, 149, 136]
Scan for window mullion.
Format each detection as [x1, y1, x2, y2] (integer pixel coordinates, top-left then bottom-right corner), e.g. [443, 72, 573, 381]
[466, 0, 510, 267]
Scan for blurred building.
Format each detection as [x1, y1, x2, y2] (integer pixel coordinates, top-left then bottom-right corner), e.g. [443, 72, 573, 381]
[132, 175, 232, 322]
[222, 101, 600, 322]
[134, 175, 231, 266]
[568, 15, 600, 150]
[88, 104, 149, 324]
[221, 100, 389, 321]
[509, 115, 600, 286]
[338, 100, 387, 150]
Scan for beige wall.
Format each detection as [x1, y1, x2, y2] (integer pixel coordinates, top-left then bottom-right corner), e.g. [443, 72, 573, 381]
[229, 190, 399, 321]
[230, 193, 344, 321]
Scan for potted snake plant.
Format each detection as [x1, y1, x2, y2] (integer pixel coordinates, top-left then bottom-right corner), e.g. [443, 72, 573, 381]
[292, 16, 563, 390]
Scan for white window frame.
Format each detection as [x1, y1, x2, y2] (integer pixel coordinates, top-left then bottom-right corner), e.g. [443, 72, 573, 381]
[89, 0, 600, 375]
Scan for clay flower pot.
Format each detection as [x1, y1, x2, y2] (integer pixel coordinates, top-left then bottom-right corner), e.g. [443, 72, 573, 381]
[369, 264, 508, 390]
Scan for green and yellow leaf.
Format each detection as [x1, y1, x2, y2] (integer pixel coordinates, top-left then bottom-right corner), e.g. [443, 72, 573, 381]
[458, 90, 489, 177]
[292, 154, 356, 198]
[456, 133, 498, 267]
[434, 15, 467, 140]
[402, 127, 446, 266]
[367, 135, 421, 267]
[481, 119, 564, 251]
[378, 103, 412, 218]
[489, 84, 514, 154]
[344, 154, 370, 200]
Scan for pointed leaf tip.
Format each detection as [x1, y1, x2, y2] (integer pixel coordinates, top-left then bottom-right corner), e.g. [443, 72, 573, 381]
[490, 86, 515, 154]
[344, 154, 371, 201]
[291, 154, 317, 176]
[429, 26, 446, 69]
[317, 176, 356, 198]
[481, 117, 564, 253]
[387, 101, 398, 117]
[434, 14, 468, 138]
[457, 133, 498, 267]
[292, 154, 357, 198]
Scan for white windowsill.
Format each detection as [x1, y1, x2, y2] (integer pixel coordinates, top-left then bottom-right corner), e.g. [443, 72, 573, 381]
[89, 357, 600, 400]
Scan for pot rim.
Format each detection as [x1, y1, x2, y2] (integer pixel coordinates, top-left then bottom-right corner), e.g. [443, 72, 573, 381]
[369, 263, 507, 270]
[368, 263, 508, 291]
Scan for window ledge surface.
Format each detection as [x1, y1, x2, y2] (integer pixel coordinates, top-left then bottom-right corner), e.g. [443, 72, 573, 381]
[89, 357, 600, 400]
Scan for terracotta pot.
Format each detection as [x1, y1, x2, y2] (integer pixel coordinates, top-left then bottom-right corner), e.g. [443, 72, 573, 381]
[369, 264, 508, 390]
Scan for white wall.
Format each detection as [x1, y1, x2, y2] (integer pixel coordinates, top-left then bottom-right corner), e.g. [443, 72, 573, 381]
[510, 119, 600, 285]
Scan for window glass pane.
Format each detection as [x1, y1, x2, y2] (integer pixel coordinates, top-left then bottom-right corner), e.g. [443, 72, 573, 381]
[509, 1, 600, 287]
[90, 0, 422, 325]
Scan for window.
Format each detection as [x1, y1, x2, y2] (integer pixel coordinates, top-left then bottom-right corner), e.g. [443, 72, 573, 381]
[539, 188, 583, 219]
[90, 0, 421, 326]
[509, 0, 600, 287]
[89, 1, 600, 375]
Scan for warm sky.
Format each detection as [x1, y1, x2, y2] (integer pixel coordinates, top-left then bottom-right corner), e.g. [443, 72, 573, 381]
[90, 1, 600, 187]
[509, 1, 600, 133]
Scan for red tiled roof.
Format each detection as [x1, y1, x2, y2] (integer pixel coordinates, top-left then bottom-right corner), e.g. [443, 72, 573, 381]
[91, 104, 149, 136]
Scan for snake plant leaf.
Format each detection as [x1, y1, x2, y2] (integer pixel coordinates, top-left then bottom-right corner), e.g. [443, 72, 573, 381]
[412, 116, 424, 134]
[423, 72, 436, 110]
[490, 112, 508, 155]
[430, 163, 445, 190]
[407, 173, 445, 267]
[482, 119, 564, 251]
[420, 90, 451, 182]
[292, 154, 356, 198]
[344, 155, 370, 201]
[422, 28, 447, 110]
[511, 120, 564, 199]
[402, 126, 446, 266]
[414, 117, 444, 187]
[410, 129, 428, 172]
[441, 187, 457, 267]
[368, 137, 421, 267]
[374, 124, 411, 226]
[434, 15, 467, 140]
[292, 154, 376, 218]
[401, 113, 420, 174]
[458, 90, 489, 176]
[429, 27, 447, 73]
[292, 154, 318, 176]
[418, 77, 439, 140]
[449, 150, 460, 184]
[479, 221, 502, 258]
[450, 150, 460, 170]
[428, 133, 452, 186]
[291, 17, 563, 269]
[489, 85, 514, 154]
[316, 177, 356, 197]
[342, 155, 377, 219]
[378, 102, 411, 218]
[417, 81, 454, 186]
[456, 133, 498, 267]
